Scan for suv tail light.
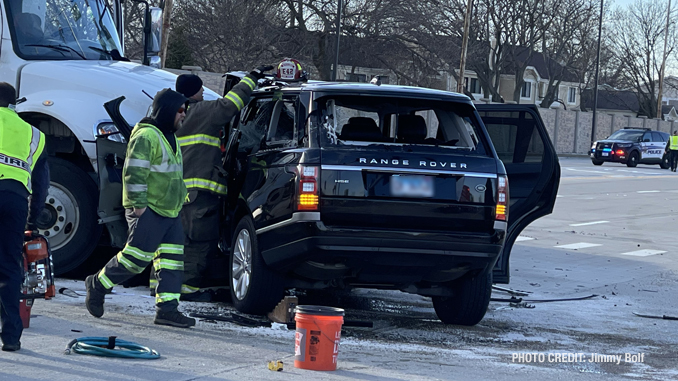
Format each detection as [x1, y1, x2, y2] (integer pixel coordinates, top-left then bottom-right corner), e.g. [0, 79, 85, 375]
[297, 165, 319, 211]
[496, 175, 509, 221]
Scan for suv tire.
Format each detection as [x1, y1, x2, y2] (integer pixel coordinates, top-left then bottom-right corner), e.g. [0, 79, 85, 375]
[626, 151, 639, 167]
[229, 216, 284, 315]
[591, 159, 604, 166]
[432, 270, 492, 326]
[661, 154, 670, 169]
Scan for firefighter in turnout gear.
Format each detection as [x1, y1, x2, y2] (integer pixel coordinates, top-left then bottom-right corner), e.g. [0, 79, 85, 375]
[167, 66, 273, 302]
[0, 82, 49, 351]
[85, 88, 196, 328]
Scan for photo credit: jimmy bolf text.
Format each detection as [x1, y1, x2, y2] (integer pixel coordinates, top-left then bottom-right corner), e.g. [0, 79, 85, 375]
[511, 352, 645, 365]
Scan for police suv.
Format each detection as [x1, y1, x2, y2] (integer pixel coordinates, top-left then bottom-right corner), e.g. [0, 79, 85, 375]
[98, 65, 560, 326]
[590, 128, 670, 168]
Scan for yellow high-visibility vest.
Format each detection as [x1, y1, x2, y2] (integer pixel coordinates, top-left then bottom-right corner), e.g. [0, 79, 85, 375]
[0, 107, 46, 193]
[670, 135, 678, 151]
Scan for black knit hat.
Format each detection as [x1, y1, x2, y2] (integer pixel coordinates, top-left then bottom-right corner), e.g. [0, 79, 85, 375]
[176, 74, 203, 98]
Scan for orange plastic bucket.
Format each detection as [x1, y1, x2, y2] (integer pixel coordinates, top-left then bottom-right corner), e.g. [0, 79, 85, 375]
[294, 305, 344, 371]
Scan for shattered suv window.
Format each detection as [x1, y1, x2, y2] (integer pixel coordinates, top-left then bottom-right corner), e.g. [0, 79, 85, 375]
[317, 95, 487, 154]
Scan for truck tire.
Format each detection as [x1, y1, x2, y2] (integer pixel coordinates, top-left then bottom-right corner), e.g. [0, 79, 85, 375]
[229, 216, 284, 315]
[37, 158, 102, 275]
[432, 270, 492, 326]
[591, 159, 604, 166]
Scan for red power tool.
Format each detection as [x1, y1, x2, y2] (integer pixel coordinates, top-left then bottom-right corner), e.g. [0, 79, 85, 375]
[20, 231, 55, 328]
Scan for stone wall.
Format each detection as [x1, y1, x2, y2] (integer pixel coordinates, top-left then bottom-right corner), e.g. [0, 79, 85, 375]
[536, 108, 678, 154]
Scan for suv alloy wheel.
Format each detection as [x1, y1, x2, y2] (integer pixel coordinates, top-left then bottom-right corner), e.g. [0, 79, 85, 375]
[229, 216, 284, 315]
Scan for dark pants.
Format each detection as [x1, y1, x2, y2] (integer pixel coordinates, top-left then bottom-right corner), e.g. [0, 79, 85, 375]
[0, 192, 28, 345]
[97, 209, 184, 312]
[670, 151, 678, 171]
[179, 191, 220, 294]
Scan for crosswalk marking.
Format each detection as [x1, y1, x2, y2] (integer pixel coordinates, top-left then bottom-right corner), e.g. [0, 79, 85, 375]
[620, 250, 667, 257]
[555, 242, 602, 250]
[569, 221, 609, 227]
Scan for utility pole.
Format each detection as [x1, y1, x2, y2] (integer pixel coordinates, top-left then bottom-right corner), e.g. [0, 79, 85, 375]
[457, 0, 474, 94]
[657, 0, 671, 120]
[160, 0, 173, 68]
[332, 0, 342, 81]
[591, 0, 604, 145]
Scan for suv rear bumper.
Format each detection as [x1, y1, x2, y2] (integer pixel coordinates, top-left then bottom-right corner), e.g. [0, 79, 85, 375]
[255, 213, 506, 283]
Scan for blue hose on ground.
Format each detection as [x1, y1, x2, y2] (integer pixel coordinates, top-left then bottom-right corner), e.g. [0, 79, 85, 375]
[64, 336, 160, 359]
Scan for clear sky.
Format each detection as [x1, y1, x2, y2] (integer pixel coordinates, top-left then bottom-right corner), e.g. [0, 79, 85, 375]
[611, 0, 634, 8]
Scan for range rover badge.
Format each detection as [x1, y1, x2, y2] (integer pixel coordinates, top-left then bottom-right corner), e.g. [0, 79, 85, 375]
[475, 184, 486, 192]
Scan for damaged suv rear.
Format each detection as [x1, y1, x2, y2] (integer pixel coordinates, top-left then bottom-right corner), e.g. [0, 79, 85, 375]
[220, 82, 560, 325]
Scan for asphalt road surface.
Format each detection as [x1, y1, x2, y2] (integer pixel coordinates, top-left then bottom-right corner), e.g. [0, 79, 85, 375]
[7, 156, 678, 380]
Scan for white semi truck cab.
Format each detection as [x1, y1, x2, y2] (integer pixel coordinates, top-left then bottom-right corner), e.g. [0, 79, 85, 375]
[3, 0, 217, 273]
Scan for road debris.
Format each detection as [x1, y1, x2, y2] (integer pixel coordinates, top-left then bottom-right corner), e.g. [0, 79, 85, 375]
[632, 312, 678, 321]
[268, 360, 284, 371]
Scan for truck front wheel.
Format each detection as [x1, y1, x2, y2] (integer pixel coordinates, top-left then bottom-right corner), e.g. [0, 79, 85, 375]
[36, 158, 102, 275]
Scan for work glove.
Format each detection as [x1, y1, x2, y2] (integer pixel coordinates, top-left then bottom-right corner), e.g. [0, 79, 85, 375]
[250, 65, 275, 80]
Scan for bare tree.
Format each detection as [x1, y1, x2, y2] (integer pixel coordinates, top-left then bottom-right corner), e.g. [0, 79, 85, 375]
[539, 0, 598, 108]
[608, 0, 678, 117]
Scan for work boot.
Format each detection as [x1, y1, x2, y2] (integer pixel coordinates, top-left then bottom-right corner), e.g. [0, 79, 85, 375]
[2, 342, 21, 352]
[154, 310, 196, 328]
[180, 291, 212, 303]
[85, 275, 106, 318]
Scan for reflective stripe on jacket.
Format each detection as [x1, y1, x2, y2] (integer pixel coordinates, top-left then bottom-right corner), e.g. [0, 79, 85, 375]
[176, 74, 258, 196]
[122, 123, 187, 218]
[0, 107, 45, 193]
[670, 135, 678, 150]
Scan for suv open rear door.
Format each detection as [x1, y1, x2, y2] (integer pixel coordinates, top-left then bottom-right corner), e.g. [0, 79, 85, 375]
[476, 104, 560, 284]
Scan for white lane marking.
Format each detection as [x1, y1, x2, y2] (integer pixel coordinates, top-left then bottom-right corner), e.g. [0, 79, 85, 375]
[569, 221, 609, 227]
[556, 195, 564, 198]
[637, 190, 660, 193]
[555, 243, 603, 250]
[564, 168, 607, 174]
[621, 249, 667, 257]
[516, 236, 535, 242]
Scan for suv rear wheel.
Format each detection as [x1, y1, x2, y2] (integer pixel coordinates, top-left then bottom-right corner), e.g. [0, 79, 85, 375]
[229, 216, 284, 315]
[591, 159, 604, 166]
[661, 153, 670, 169]
[432, 270, 492, 326]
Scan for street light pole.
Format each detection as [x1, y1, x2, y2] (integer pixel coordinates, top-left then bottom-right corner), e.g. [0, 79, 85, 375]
[332, 0, 342, 81]
[591, 0, 604, 145]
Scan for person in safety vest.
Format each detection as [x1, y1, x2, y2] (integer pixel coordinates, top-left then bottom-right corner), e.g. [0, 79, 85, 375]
[666, 130, 678, 172]
[165, 65, 273, 302]
[0, 82, 49, 351]
[85, 88, 196, 328]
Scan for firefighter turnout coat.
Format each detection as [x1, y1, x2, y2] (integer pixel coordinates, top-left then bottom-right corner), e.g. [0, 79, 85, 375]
[176, 74, 258, 196]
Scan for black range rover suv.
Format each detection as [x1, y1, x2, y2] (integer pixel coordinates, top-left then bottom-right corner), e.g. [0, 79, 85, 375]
[98, 80, 560, 326]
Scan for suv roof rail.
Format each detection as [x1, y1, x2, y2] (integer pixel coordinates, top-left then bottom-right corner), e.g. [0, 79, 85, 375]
[623, 127, 650, 131]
